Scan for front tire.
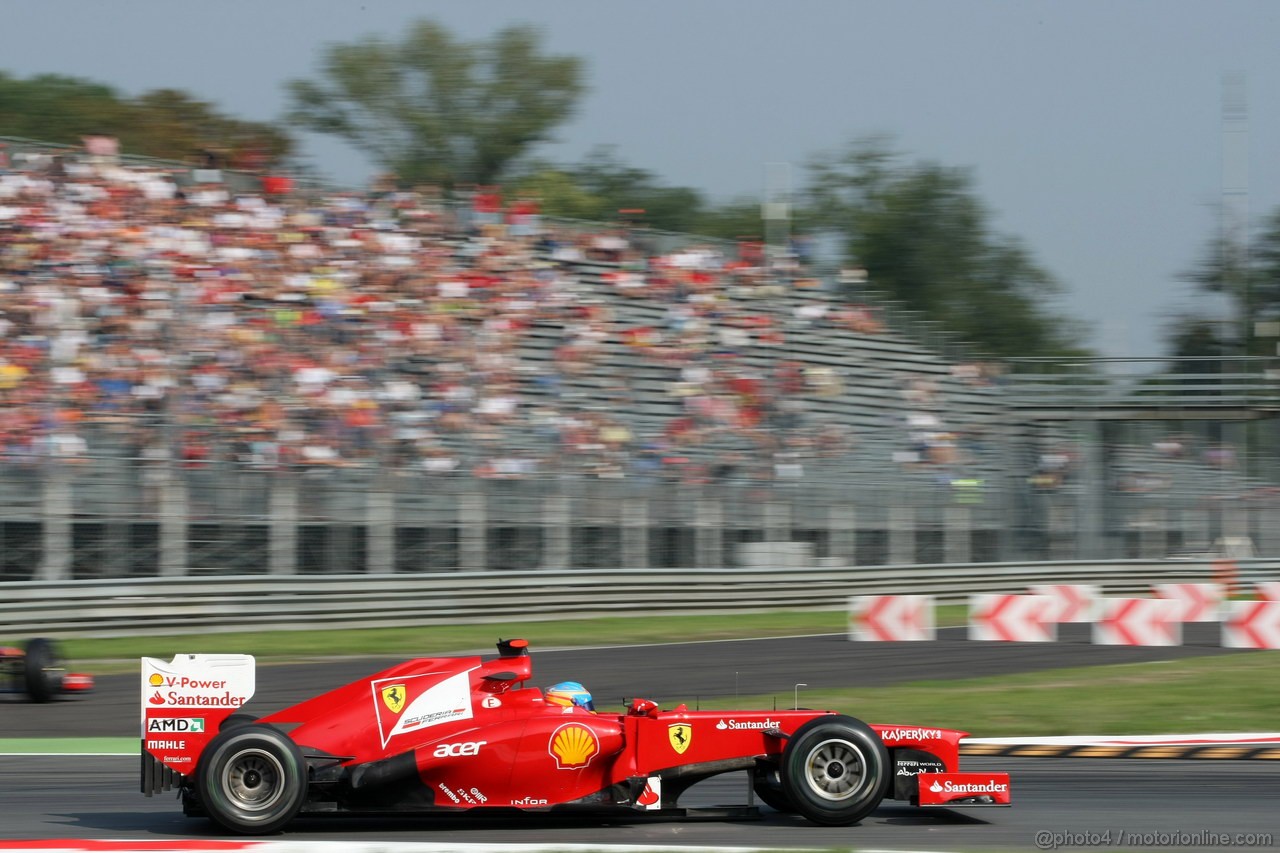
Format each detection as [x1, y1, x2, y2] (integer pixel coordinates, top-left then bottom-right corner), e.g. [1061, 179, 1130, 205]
[779, 715, 889, 826]
[196, 724, 306, 834]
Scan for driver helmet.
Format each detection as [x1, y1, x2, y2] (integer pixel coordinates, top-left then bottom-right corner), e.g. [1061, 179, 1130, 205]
[545, 680, 595, 712]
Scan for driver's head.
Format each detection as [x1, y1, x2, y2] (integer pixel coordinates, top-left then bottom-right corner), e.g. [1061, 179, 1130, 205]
[545, 680, 595, 712]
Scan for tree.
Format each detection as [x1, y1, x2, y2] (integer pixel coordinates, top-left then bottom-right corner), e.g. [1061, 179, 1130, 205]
[1176, 206, 1280, 356]
[0, 72, 129, 142]
[286, 21, 584, 188]
[803, 138, 1091, 360]
[123, 89, 291, 164]
[1254, 209, 1280, 320]
[0, 72, 291, 164]
[512, 148, 713, 233]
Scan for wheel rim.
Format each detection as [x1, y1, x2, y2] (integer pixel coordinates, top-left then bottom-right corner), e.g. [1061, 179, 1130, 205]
[801, 738, 868, 802]
[221, 747, 286, 813]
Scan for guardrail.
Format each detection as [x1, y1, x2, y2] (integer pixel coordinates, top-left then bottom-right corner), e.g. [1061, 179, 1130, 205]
[2, 560, 1277, 637]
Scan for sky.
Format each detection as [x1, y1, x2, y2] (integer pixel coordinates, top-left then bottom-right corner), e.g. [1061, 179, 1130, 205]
[3, 0, 1279, 359]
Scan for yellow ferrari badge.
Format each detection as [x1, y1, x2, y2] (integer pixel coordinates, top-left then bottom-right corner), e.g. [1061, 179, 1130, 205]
[668, 723, 692, 754]
[381, 684, 406, 714]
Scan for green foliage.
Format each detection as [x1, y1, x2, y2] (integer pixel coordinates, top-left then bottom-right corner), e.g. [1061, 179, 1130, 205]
[1177, 206, 1280, 356]
[713, 653, 1280, 736]
[286, 20, 584, 188]
[511, 167, 606, 221]
[0, 72, 122, 142]
[1164, 316, 1234, 362]
[122, 88, 291, 162]
[0, 71, 290, 163]
[512, 147, 716, 233]
[1254, 208, 1280, 317]
[804, 138, 1092, 360]
[690, 198, 769, 241]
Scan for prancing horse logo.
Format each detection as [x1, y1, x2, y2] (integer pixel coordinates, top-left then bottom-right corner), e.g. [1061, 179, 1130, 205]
[381, 684, 406, 714]
[668, 723, 691, 755]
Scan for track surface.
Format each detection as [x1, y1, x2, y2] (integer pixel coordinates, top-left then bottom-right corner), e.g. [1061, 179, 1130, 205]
[1, 624, 1251, 736]
[2, 756, 1275, 850]
[1, 629, 1274, 849]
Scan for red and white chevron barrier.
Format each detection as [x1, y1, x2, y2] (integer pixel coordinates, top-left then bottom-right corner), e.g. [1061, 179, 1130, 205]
[848, 594, 935, 641]
[1153, 582, 1223, 623]
[1222, 600, 1280, 649]
[969, 594, 1056, 642]
[1093, 598, 1182, 646]
[1256, 582, 1280, 603]
[1028, 583, 1099, 623]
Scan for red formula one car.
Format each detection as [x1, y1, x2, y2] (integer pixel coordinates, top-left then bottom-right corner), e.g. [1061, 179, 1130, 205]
[140, 640, 1010, 834]
[1, 637, 94, 702]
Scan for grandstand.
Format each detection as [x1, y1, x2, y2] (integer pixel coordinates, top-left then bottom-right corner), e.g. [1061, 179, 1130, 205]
[0, 139, 1277, 579]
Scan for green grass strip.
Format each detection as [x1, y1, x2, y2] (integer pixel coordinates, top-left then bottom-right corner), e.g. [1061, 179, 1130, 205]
[10, 607, 1275, 743]
[696, 651, 1280, 737]
[6, 606, 971, 670]
[0, 737, 135, 754]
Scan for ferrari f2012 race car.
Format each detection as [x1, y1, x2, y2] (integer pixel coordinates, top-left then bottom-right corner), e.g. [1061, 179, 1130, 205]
[141, 639, 1010, 834]
[1, 637, 94, 702]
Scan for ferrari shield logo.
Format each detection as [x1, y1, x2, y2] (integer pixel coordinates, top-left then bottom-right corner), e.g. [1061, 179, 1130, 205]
[668, 723, 692, 754]
[381, 684, 406, 715]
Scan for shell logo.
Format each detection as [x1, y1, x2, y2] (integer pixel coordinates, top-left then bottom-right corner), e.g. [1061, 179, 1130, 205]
[549, 723, 599, 769]
[148, 673, 164, 687]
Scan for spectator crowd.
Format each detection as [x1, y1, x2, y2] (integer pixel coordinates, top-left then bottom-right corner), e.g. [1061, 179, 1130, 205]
[2, 144, 1007, 488]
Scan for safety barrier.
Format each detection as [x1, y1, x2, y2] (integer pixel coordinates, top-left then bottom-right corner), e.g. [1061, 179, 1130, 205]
[1, 559, 1278, 638]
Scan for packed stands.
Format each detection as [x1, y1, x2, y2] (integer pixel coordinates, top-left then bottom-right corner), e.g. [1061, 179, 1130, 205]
[0, 141, 1275, 576]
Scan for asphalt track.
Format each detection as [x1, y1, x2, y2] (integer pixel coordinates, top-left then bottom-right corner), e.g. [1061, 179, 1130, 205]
[1, 756, 1275, 850]
[0, 624, 1257, 737]
[1, 629, 1276, 849]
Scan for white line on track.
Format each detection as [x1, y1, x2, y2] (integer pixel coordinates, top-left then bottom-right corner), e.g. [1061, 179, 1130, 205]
[0, 843, 829, 853]
[965, 732, 1280, 746]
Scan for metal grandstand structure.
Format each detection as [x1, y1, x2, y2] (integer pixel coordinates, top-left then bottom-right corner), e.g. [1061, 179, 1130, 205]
[1, 140, 1278, 578]
[2, 265, 1277, 579]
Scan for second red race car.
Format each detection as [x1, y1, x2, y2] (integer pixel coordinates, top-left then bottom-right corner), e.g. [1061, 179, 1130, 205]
[1, 637, 94, 702]
[140, 639, 1010, 834]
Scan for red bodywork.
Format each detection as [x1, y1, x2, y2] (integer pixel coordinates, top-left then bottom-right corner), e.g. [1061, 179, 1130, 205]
[141, 640, 1010, 823]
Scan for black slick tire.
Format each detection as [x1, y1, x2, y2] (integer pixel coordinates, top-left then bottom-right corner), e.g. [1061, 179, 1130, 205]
[779, 714, 890, 826]
[219, 713, 260, 731]
[753, 764, 795, 813]
[23, 638, 62, 703]
[195, 724, 306, 834]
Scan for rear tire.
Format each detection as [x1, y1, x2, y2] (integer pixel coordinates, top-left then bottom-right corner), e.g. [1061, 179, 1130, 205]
[196, 724, 306, 834]
[219, 713, 260, 731]
[779, 715, 889, 826]
[753, 764, 795, 813]
[23, 638, 63, 703]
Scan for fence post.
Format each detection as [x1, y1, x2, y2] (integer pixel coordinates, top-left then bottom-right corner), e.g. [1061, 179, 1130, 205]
[889, 505, 915, 565]
[158, 468, 188, 577]
[830, 503, 857, 566]
[269, 473, 298, 575]
[458, 487, 487, 571]
[944, 506, 972, 565]
[366, 473, 394, 573]
[38, 462, 72, 582]
[694, 495, 723, 568]
[621, 495, 649, 568]
[542, 493, 571, 569]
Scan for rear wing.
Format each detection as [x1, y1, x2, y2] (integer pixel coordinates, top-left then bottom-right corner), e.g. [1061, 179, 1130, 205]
[140, 654, 255, 796]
